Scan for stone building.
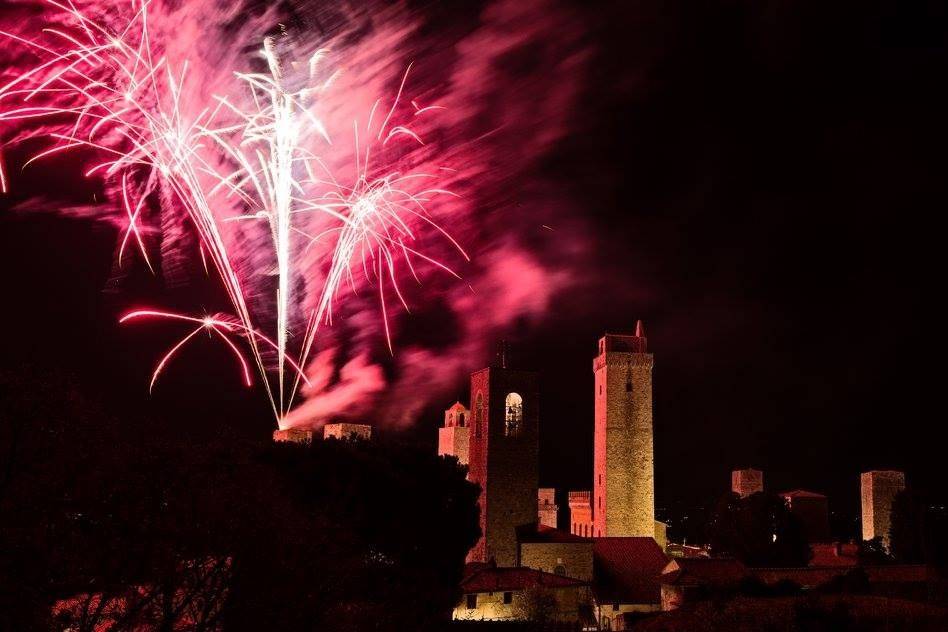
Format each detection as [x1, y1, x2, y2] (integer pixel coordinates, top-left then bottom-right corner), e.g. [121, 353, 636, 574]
[732, 468, 764, 498]
[438, 402, 470, 465]
[593, 321, 654, 538]
[861, 470, 906, 549]
[323, 423, 372, 441]
[517, 524, 594, 580]
[779, 490, 830, 542]
[569, 491, 594, 538]
[538, 488, 558, 529]
[454, 567, 591, 623]
[467, 364, 540, 566]
[272, 428, 313, 443]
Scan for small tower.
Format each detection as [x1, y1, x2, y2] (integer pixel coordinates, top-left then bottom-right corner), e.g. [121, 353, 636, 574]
[538, 488, 558, 529]
[568, 491, 593, 537]
[467, 359, 539, 566]
[861, 470, 906, 550]
[438, 402, 471, 466]
[732, 468, 764, 498]
[593, 320, 655, 538]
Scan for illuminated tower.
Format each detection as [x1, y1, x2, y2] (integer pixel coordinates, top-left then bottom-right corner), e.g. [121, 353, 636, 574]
[732, 468, 764, 498]
[438, 402, 471, 466]
[861, 470, 906, 550]
[538, 488, 558, 529]
[467, 360, 539, 566]
[593, 321, 654, 538]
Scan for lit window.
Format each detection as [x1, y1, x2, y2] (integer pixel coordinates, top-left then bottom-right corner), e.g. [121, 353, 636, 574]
[504, 392, 523, 436]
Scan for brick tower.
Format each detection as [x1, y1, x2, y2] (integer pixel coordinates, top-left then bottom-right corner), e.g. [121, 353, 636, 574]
[467, 356, 539, 566]
[593, 320, 654, 538]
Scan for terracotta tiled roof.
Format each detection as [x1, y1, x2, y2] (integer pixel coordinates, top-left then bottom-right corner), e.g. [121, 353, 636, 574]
[592, 537, 668, 604]
[461, 567, 586, 594]
[517, 524, 590, 544]
[778, 489, 827, 499]
[661, 558, 748, 586]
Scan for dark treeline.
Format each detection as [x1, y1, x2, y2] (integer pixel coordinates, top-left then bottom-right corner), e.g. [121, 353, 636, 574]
[0, 367, 480, 630]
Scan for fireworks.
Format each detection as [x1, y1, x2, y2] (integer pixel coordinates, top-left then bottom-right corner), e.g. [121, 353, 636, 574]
[0, 0, 466, 423]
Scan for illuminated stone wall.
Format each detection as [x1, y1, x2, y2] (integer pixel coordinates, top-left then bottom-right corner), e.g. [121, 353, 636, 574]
[519, 541, 594, 581]
[861, 470, 905, 549]
[731, 468, 764, 498]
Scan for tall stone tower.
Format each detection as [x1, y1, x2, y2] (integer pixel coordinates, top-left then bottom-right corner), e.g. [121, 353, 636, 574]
[593, 321, 654, 538]
[861, 470, 906, 550]
[438, 402, 470, 466]
[467, 363, 539, 566]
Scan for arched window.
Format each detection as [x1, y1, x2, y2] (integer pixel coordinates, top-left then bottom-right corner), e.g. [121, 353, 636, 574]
[554, 564, 567, 576]
[504, 392, 523, 437]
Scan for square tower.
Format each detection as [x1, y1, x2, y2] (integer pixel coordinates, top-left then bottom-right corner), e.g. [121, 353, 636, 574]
[468, 366, 539, 566]
[538, 488, 558, 529]
[861, 470, 906, 549]
[593, 321, 654, 538]
[438, 402, 471, 466]
[568, 491, 593, 538]
[732, 468, 764, 498]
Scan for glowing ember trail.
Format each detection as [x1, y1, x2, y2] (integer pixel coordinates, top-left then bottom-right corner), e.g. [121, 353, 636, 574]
[0, 0, 468, 424]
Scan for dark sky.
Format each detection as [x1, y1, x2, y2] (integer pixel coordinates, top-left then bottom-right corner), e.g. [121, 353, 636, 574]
[1, 0, 945, 531]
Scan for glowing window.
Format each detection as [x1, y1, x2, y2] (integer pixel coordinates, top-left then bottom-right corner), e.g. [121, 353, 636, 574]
[504, 392, 523, 436]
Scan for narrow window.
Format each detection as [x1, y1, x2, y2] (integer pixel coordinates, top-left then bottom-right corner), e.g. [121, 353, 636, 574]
[503, 592, 513, 604]
[466, 594, 477, 609]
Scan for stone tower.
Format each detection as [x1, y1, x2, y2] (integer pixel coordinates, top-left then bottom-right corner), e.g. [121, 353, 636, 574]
[593, 321, 654, 538]
[438, 402, 470, 466]
[467, 364, 539, 566]
[861, 470, 906, 550]
[732, 468, 764, 498]
[538, 488, 558, 529]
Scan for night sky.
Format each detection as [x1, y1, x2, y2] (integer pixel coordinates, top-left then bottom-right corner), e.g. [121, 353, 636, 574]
[1, 0, 945, 534]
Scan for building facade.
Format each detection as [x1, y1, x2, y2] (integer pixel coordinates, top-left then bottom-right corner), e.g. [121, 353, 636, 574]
[593, 321, 654, 538]
[468, 366, 540, 566]
[861, 470, 906, 549]
[732, 468, 764, 498]
[438, 402, 471, 466]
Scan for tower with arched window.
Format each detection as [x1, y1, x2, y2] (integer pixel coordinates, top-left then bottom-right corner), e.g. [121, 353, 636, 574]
[467, 362, 539, 566]
[593, 320, 655, 538]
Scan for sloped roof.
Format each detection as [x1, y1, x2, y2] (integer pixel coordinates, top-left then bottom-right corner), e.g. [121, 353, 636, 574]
[779, 489, 827, 499]
[461, 567, 586, 594]
[448, 401, 468, 411]
[517, 523, 591, 544]
[661, 557, 748, 586]
[592, 537, 668, 604]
